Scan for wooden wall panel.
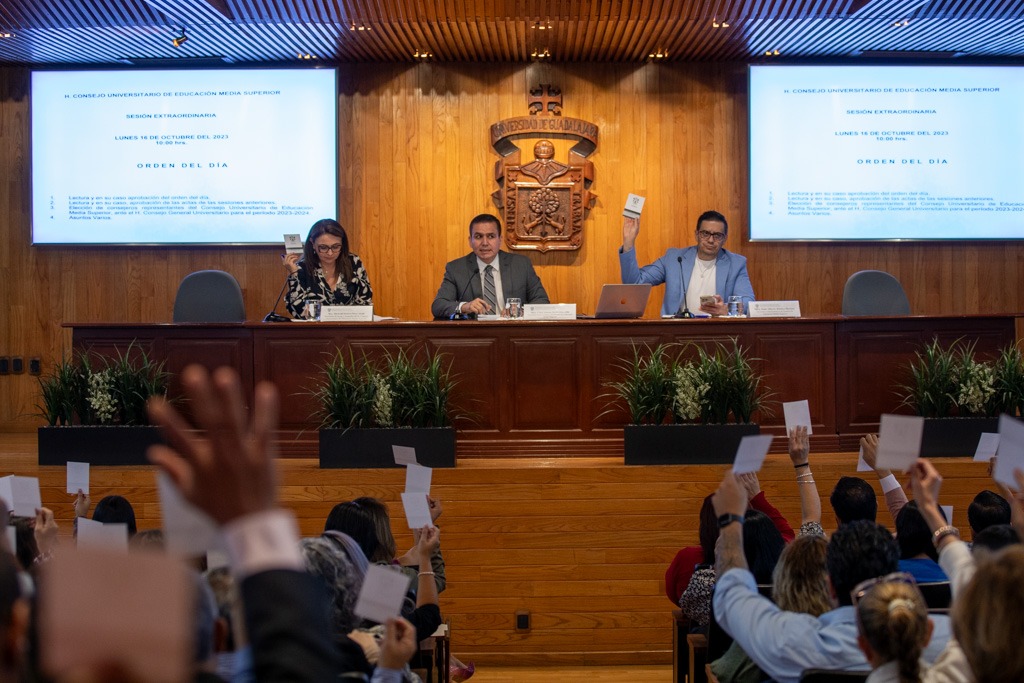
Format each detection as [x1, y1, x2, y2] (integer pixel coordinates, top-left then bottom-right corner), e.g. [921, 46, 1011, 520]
[1, 63, 1023, 430]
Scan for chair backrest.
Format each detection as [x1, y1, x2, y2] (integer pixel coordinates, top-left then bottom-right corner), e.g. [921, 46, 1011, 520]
[916, 581, 952, 610]
[841, 270, 910, 316]
[172, 270, 246, 322]
[801, 669, 868, 682]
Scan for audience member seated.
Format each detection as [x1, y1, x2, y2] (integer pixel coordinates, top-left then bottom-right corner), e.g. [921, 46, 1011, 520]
[711, 471, 952, 683]
[895, 501, 948, 583]
[666, 472, 794, 609]
[788, 426, 824, 537]
[74, 491, 138, 538]
[854, 573, 934, 683]
[857, 434, 910, 525]
[970, 523, 1019, 556]
[967, 489, 1010, 536]
[710, 535, 831, 683]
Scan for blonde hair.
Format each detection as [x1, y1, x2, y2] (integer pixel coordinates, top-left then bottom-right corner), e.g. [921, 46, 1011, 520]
[953, 545, 1024, 683]
[856, 581, 929, 683]
[772, 535, 832, 617]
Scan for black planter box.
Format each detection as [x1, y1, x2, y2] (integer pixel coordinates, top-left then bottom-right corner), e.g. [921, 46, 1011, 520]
[319, 427, 457, 469]
[38, 426, 163, 466]
[624, 423, 760, 465]
[920, 417, 1000, 458]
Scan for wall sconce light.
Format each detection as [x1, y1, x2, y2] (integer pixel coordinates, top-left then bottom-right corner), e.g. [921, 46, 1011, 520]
[413, 50, 433, 59]
[648, 50, 668, 60]
[530, 48, 551, 60]
[712, 18, 730, 28]
[172, 28, 188, 47]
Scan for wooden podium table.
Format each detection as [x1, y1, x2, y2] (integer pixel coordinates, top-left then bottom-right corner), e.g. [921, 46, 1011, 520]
[69, 315, 1016, 458]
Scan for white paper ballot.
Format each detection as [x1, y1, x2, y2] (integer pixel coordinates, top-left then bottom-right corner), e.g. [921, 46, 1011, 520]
[157, 472, 224, 557]
[76, 518, 129, 552]
[354, 564, 412, 624]
[857, 446, 872, 472]
[8, 477, 42, 518]
[283, 233, 304, 255]
[782, 400, 814, 435]
[875, 414, 924, 472]
[401, 491, 433, 529]
[941, 505, 954, 524]
[404, 463, 432, 494]
[974, 433, 1000, 462]
[732, 435, 774, 474]
[392, 445, 417, 466]
[67, 461, 90, 495]
[993, 415, 1024, 488]
[0, 477, 12, 514]
[623, 193, 646, 219]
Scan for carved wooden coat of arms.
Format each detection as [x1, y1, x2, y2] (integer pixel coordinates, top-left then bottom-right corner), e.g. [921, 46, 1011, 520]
[489, 85, 598, 253]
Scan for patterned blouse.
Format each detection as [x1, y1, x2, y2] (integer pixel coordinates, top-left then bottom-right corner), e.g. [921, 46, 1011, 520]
[285, 254, 373, 318]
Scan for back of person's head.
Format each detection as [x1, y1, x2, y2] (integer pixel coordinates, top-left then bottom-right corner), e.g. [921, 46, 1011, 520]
[827, 520, 900, 606]
[953, 545, 1024, 683]
[698, 494, 718, 567]
[742, 510, 786, 584]
[322, 530, 369, 581]
[92, 495, 137, 536]
[971, 523, 1020, 556]
[830, 476, 878, 525]
[968, 490, 1011, 535]
[856, 578, 931, 682]
[772, 534, 833, 617]
[324, 501, 383, 563]
[351, 497, 397, 563]
[896, 500, 944, 562]
[129, 528, 166, 552]
[299, 536, 360, 635]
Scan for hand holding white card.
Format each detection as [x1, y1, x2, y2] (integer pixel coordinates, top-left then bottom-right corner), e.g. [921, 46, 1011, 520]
[67, 461, 90, 495]
[623, 193, 646, 219]
[974, 433, 999, 462]
[876, 414, 924, 472]
[782, 400, 813, 435]
[856, 446, 872, 472]
[993, 414, 1024, 488]
[404, 463, 431, 493]
[283, 233, 304, 254]
[392, 445, 417, 465]
[401, 491, 433, 529]
[354, 564, 412, 625]
[732, 435, 774, 474]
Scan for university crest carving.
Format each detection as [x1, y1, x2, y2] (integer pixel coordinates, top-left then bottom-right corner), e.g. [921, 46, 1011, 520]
[489, 85, 598, 253]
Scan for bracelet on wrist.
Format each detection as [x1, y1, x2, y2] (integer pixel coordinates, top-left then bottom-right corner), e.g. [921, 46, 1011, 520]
[717, 513, 745, 529]
[418, 571, 436, 577]
[932, 525, 959, 549]
[793, 462, 810, 469]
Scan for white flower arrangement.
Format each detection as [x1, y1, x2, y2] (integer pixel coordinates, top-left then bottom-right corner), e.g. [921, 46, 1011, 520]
[672, 363, 710, 421]
[86, 369, 118, 424]
[371, 373, 394, 427]
[956, 357, 995, 416]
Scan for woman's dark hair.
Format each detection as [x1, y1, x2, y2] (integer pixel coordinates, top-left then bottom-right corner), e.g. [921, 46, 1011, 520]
[896, 500, 944, 562]
[351, 497, 398, 563]
[698, 494, 719, 568]
[302, 219, 353, 282]
[92, 495, 137, 536]
[743, 510, 786, 584]
[324, 501, 383, 563]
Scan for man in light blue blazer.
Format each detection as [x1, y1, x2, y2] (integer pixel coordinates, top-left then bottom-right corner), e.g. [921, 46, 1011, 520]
[431, 213, 550, 319]
[619, 210, 755, 317]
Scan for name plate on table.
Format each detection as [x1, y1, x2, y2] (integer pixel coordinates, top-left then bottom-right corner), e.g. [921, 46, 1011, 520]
[524, 304, 577, 320]
[748, 301, 801, 318]
[321, 305, 373, 322]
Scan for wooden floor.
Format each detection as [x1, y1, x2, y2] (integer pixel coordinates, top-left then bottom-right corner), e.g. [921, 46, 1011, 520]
[0, 431, 994, 669]
[471, 665, 671, 681]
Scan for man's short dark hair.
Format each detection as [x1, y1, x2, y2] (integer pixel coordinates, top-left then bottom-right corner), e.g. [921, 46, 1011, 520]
[826, 520, 900, 606]
[896, 500, 944, 562]
[695, 210, 728, 235]
[469, 213, 502, 237]
[972, 523, 1020, 554]
[968, 490, 1011, 534]
[830, 476, 878, 525]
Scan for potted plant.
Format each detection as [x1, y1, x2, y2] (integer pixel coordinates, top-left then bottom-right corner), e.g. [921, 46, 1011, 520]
[36, 345, 170, 466]
[606, 341, 771, 465]
[315, 347, 458, 468]
[898, 338, 1021, 457]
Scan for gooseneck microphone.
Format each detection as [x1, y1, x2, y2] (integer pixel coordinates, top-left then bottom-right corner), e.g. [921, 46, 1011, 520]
[673, 256, 694, 319]
[263, 272, 293, 322]
[449, 267, 481, 320]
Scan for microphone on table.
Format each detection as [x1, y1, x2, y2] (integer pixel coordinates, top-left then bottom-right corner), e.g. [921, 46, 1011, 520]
[449, 267, 481, 320]
[263, 273, 293, 323]
[674, 256, 694, 319]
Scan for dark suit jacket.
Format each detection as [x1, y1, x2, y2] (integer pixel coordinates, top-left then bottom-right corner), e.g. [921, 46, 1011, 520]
[431, 251, 550, 319]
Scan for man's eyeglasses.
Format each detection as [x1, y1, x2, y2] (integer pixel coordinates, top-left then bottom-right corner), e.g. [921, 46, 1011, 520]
[696, 229, 726, 242]
[316, 244, 343, 254]
[850, 571, 917, 606]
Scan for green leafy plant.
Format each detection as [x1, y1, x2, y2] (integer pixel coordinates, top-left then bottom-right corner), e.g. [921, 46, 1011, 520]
[313, 347, 456, 429]
[987, 345, 1024, 417]
[36, 345, 170, 426]
[605, 340, 772, 425]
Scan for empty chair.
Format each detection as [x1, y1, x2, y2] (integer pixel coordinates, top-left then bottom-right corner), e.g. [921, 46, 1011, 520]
[841, 270, 910, 316]
[172, 270, 246, 322]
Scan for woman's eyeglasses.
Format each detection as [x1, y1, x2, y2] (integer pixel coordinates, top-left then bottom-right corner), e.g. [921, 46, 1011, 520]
[316, 244, 343, 254]
[850, 571, 917, 606]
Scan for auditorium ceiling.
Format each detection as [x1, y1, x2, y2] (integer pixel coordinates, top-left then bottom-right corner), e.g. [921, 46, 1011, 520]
[0, 0, 1022, 65]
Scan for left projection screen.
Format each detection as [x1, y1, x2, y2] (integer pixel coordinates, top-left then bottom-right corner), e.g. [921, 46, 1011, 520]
[31, 68, 338, 245]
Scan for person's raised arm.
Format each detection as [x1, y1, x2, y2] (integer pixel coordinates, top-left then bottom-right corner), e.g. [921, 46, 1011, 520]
[861, 433, 908, 522]
[788, 426, 822, 531]
[622, 216, 640, 253]
[911, 458, 974, 596]
[738, 471, 795, 541]
[712, 472, 750, 577]
[413, 525, 440, 609]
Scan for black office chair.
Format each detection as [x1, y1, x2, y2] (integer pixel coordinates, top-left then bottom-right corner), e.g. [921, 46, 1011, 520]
[172, 270, 246, 322]
[841, 270, 910, 316]
[916, 581, 952, 610]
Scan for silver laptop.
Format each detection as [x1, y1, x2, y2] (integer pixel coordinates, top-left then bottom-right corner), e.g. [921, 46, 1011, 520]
[595, 284, 652, 319]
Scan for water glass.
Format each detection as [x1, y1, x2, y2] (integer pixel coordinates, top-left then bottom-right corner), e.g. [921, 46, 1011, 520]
[727, 296, 743, 317]
[504, 298, 523, 319]
[304, 299, 322, 321]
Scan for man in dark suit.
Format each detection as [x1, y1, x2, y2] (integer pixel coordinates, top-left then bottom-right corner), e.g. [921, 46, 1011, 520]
[431, 213, 550, 319]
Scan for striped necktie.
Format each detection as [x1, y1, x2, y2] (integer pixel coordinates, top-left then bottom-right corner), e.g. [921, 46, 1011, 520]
[483, 264, 498, 312]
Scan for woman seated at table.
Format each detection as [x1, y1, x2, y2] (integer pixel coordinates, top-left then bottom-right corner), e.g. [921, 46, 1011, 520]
[283, 218, 372, 318]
